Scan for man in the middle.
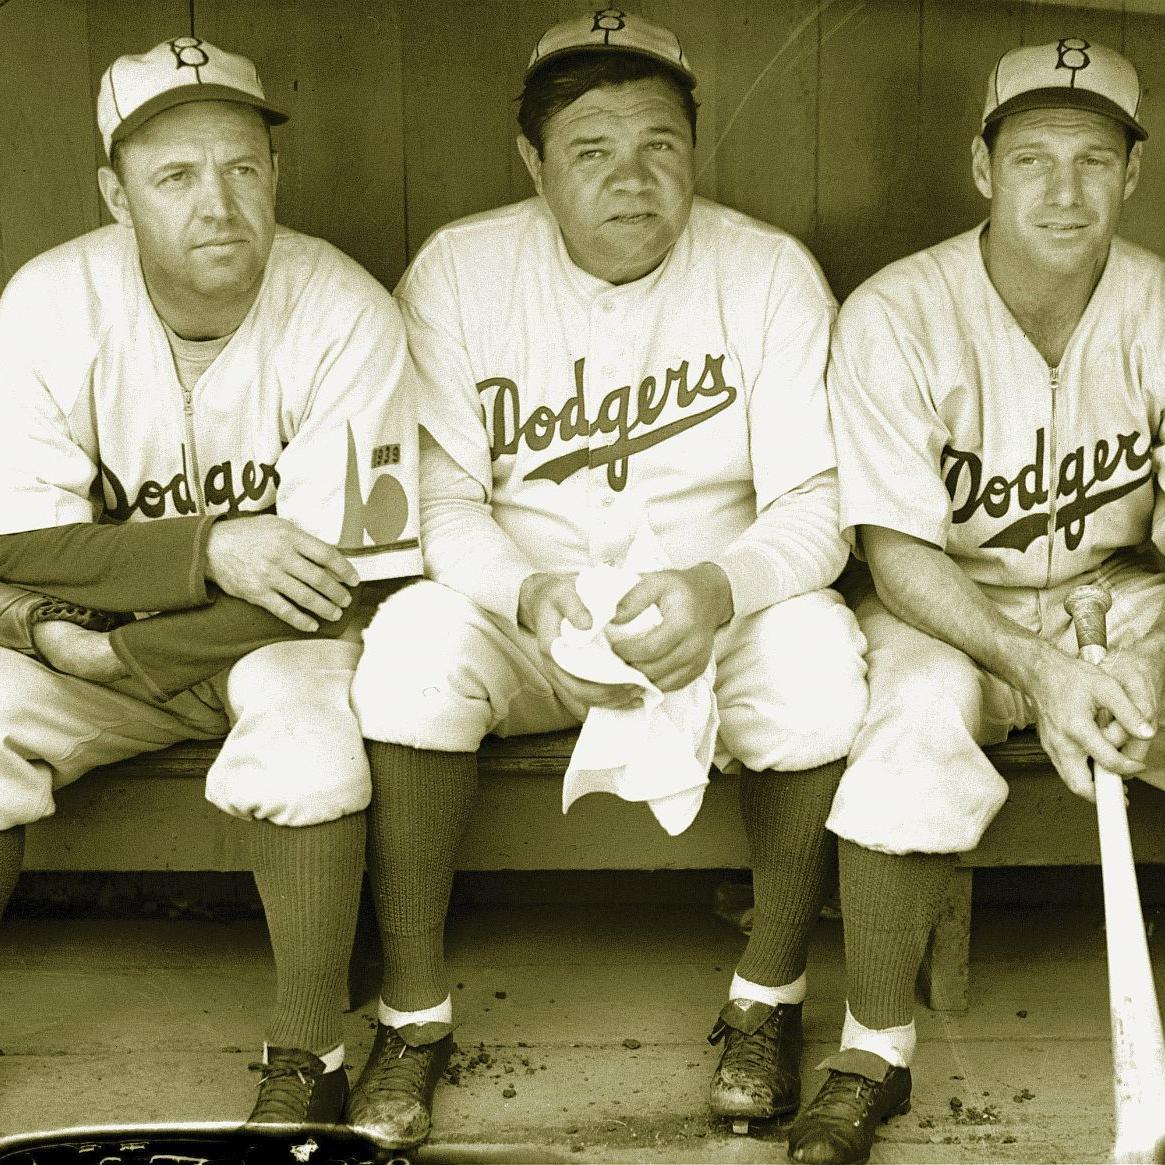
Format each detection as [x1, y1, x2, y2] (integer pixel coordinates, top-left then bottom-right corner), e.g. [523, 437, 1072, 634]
[347, 9, 868, 1150]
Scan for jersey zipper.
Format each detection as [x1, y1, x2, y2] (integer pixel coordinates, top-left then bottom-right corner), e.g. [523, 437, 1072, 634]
[1045, 365, 1059, 586]
[181, 385, 207, 513]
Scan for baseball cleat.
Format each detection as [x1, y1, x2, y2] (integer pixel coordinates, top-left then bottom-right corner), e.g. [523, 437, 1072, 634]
[708, 999, 803, 1131]
[345, 1020, 453, 1149]
[245, 1046, 349, 1127]
[786, 1059, 911, 1164]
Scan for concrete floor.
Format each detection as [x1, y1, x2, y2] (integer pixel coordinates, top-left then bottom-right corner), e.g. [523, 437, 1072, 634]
[0, 901, 1161, 1164]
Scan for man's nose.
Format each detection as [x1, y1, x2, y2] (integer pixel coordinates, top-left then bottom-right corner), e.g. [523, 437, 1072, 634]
[609, 152, 652, 192]
[196, 170, 234, 219]
[1045, 161, 1084, 208]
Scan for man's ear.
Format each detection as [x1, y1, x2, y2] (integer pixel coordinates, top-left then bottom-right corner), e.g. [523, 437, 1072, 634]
[517, 135, 544, 195]
[98, 166, 133, 227]
[971, 135, 993, 201]
[270, 150, 280, 198]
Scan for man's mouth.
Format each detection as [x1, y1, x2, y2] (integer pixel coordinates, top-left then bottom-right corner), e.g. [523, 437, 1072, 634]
[608, 212, 656, 225]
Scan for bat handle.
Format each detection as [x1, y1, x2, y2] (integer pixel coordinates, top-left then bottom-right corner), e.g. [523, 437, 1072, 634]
[1066, 582, 1114, 656]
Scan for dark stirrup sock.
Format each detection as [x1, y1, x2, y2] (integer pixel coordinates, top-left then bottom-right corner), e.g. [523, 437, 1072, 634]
[735, 759, 845, 988]
[366, 742, 478, 1011]
[251, 812, 365, 1054]
[839, 837, 958, 1029]
[0, 825, 24, 919]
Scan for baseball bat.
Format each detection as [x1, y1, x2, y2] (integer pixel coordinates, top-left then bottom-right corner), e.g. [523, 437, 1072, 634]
[1066, 583, 1165, 1164]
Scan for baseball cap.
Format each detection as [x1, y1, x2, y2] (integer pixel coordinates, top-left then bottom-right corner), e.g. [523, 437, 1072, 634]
[982, 38, 1147, 141]
[526, 7, 696, 86]
[97, 36, 289, 157]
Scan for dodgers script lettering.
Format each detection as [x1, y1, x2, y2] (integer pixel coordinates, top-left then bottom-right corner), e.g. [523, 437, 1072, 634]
[480, 353, 738, 491]
[943, 427, 1152, 552]
[102, 446, 279, 520]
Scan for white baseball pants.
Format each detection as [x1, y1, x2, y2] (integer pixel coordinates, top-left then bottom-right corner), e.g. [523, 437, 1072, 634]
[0, 638, 369, 831]
[352, 579, 868, 773]
[827, 551, 1165, 855]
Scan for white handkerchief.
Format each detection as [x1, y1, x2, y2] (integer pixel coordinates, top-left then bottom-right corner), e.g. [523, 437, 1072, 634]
[551, 552, 718, 836]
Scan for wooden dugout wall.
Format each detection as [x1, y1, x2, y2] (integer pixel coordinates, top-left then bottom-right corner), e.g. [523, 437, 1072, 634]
[2, 0, 1164, 300]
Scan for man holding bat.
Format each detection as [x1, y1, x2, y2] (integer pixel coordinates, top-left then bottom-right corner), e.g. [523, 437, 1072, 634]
[791, 39, 1165, 1165]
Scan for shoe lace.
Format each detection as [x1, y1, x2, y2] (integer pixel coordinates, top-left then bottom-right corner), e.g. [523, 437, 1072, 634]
[721, 1019, 783, 1076]
[361, 1031, 429, 1101]
[248, 1058, 318, 1123]
[804, 1071, 877, 1125]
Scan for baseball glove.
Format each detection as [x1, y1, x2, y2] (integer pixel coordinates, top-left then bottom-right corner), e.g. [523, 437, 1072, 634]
[27, 596, 131, 633]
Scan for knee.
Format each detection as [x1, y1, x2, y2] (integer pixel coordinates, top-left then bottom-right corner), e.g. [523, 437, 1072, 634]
[873, 657, 982, 729]
[352, 582, 496, 749]
[206, 741, 369, 827]
[719, 594, 869, 770]
[211, 640, 370, 826]
[0, 653, 61, 827]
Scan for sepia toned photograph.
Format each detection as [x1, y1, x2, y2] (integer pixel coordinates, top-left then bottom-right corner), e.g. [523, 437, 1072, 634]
[0, 1, 1164, 1162]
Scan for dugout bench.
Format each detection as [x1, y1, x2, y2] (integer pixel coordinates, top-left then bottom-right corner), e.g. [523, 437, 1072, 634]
[22, 729, 1165, 1013]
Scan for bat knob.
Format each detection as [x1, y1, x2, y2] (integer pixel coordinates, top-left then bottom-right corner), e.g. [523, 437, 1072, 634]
[1065, 582, 1113, 652]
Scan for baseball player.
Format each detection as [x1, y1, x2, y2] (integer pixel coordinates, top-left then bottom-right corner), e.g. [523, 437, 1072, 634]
[0, 38, 419, 1127]
[345, 8, 869, 1150]
[789, 40, 1165, 1165]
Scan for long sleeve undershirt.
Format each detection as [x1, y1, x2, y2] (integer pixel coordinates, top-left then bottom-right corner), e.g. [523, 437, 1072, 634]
[0, 515, 360, 698]
[419, 432, 848, 622]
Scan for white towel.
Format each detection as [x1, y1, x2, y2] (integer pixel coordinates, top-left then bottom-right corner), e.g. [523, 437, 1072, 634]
[551, 557, 719, 837]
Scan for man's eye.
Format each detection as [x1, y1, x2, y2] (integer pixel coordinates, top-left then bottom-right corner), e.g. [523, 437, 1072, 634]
[647, 141, 673, 151]
[159, 171, 188, 185]
[578, 149, 604, 160]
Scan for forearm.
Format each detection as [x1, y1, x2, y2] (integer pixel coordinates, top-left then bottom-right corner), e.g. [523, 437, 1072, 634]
[419, 435, 535, 623]
[862, 524, 1052, 692]
[0, 516, 216, 611]
[110, 584, 361, 700]
[712, 471, 849, 618]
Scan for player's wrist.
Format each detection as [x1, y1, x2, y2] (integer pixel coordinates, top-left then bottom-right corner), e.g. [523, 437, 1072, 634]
[688, 561, 734, 627]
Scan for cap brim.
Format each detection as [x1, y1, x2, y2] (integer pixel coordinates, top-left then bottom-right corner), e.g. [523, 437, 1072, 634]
[983, 86, 1147, 141]
[109, 83, 289, 150]
[525, 44, 696, 86]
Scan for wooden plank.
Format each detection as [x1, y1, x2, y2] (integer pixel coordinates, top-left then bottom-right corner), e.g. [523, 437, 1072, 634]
[0, 0, 100, 286]
[710, 0, 819, 244]
[195, 0, 407, 288]
[1115, 10, 1165, 258]
[24, 764, 750, 872]
[401, 0, 557, 257]
[918, 0, 1025, 249]
[816, 0, 924, 300]
[1018, 1, 1124, 49]
[24, 773, 251, 872]
[461, 769, 749, 870]
[962, 770, 1165, 867]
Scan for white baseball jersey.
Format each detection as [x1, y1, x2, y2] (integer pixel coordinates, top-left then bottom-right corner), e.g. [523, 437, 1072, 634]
[397, 195, 846, 622]
[0, 223, 421, 582]
[830, 227, 1165, 590]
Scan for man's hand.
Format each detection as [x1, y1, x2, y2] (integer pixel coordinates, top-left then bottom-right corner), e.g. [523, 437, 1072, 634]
[517, 571, 643, 720]
[1027, 641, 1155, 801]
[607, 562, 733, 692]
[1100, 638, 1165, 740]
[32, 621, 128, 684]
[205, 516, 359, 632]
